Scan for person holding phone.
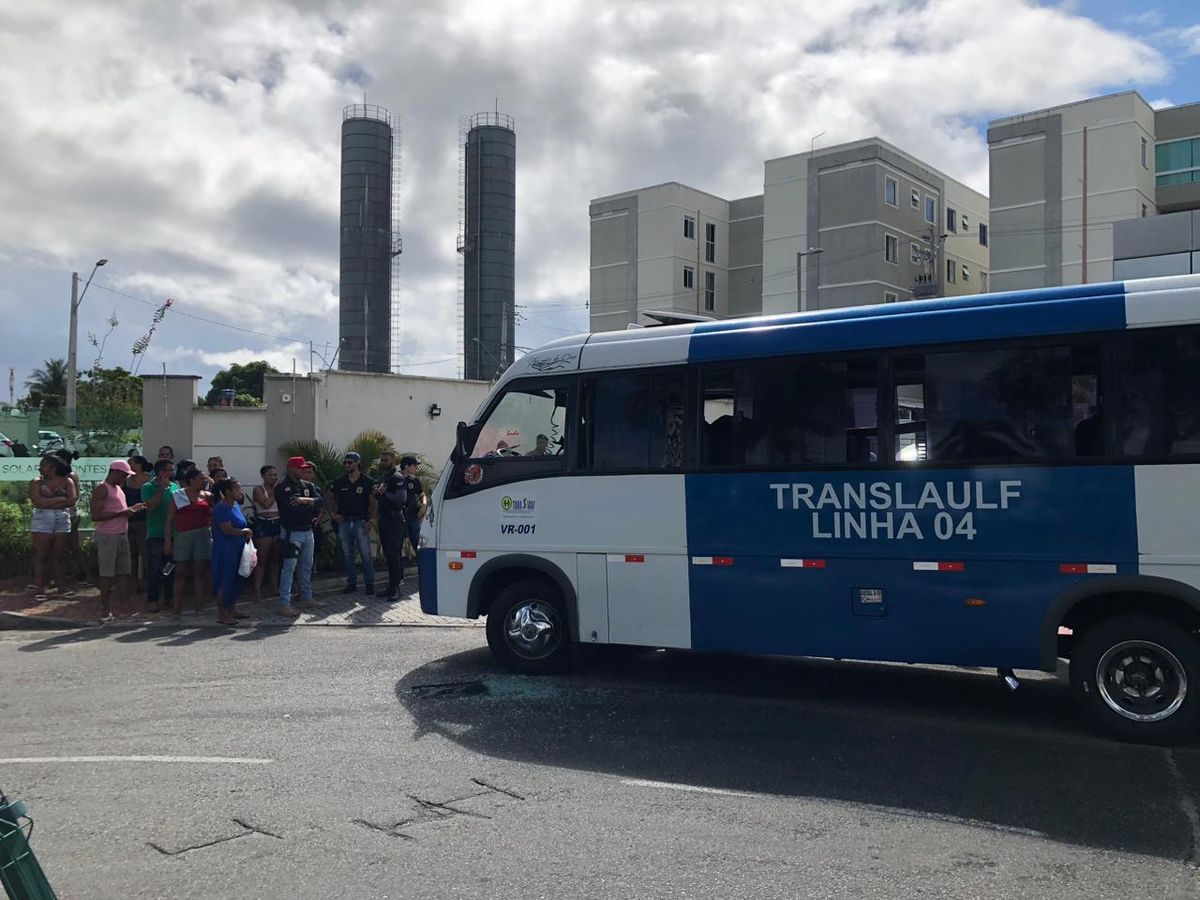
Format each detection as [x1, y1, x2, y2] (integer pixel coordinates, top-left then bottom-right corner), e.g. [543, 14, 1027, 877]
[141, 459, 180, 613]
[275, 456, 322, 617]
[90, 460, 148, 620]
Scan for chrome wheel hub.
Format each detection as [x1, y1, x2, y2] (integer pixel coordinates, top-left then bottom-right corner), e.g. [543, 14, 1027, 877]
[505, 601, 560, 660]
[1097, 640, 1187, 723]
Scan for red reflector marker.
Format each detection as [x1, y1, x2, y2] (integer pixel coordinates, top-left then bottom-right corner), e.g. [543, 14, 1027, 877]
[460, 551, 477, 559]
[1059, 563, 1116, 575]
[913, 561, 964, 572]
[713, 556, 735, 567]
[625, 554, 645, 564]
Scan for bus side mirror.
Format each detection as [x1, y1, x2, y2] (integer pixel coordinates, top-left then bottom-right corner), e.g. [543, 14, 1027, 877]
[453, 421, 481, 463]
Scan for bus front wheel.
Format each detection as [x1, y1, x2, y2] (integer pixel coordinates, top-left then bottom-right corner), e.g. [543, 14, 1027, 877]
[1070, 614, 1200, 744]
[486, 578, 572, 675]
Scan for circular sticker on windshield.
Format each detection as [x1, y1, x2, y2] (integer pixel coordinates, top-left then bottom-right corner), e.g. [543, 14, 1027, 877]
[464, 464, 483, 485]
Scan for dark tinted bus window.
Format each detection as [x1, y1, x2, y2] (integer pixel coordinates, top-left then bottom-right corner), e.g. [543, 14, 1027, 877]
[901, 344, 1097, 463]
[701, 358, 879, 467]
[1114, 329, 1200, 458]
[586, 371, 687, 471]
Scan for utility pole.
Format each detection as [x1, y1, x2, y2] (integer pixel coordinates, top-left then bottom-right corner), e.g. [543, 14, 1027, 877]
[67, 271, 79, 426]
[66, 258, 108, 427]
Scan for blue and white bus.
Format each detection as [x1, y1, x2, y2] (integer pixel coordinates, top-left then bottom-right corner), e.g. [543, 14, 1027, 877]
[419, 274, 1200, 743]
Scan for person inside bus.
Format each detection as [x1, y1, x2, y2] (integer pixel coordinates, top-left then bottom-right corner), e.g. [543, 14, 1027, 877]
[527, 434, 552, 457]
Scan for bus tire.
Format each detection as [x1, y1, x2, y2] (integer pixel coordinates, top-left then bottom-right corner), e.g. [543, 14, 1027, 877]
[1070, 614, 1200, 744]
[485, 578, 572, 675]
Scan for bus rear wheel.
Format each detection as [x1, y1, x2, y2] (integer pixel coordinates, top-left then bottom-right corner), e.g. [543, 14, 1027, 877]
[486, 578, 572, 675]
[1070, 614, 1200, 744]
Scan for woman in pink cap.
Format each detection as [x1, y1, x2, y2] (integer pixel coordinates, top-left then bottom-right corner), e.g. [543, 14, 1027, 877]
[89, 459, 147, 620]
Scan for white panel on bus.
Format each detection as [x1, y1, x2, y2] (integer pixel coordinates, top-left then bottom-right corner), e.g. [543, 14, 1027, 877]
[579, 332, 694, 371]
[1124, 284, 1200, 329]
[1136, 465, 1200, 593]
[607, 553, 692, 649]
[576, 554, 610, 643]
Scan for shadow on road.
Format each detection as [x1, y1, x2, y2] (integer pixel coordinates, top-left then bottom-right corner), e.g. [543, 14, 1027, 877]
[396, 646, 1200, 861]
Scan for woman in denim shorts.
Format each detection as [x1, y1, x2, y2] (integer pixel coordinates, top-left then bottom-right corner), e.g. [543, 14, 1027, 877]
[29, 454, 76, 600]
[251, 464, 282, 599]
[164, 468, 213, 615]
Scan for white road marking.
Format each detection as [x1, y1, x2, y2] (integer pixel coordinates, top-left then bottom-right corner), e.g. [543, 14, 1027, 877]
[621, 777, 1046, 838]
[0, 755, 273, 765]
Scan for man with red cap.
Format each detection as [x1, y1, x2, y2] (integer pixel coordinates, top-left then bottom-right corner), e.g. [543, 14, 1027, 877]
[275, 455, 322, 617]
[90, 459, 147, 620]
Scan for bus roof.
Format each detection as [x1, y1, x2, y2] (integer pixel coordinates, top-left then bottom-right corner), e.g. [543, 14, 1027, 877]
[506, 274, 1200, 382]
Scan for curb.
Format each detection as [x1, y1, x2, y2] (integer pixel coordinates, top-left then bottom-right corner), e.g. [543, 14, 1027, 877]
[0, 611, 100, 631]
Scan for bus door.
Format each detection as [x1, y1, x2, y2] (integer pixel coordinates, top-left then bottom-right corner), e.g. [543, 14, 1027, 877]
[580, 371, 692, 649]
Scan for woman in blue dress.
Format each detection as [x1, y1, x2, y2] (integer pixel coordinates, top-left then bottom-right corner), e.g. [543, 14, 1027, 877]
[211, 478, 253, 625]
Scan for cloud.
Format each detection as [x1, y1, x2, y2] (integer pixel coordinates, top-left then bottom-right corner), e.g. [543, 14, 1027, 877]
[0, 0, 1170, 396]
[1179, 23, 1200, 55]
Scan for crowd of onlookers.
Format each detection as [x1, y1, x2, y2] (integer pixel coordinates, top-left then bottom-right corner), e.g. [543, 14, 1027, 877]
[27, 444, 427, 624]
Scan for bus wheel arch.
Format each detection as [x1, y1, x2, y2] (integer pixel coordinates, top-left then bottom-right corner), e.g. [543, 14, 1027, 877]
[468, 555, 580, 640]
[1042, 577, 1200, 671]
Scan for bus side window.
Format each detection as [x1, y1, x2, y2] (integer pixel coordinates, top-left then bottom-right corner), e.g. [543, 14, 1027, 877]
[1114, 328, 1200, 459]
[585, 371, 687, 471]
[894, 355, 927, 462]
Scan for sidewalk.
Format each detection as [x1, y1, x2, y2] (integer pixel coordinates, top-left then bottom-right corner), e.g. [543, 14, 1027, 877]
[0, 571, 479, 630]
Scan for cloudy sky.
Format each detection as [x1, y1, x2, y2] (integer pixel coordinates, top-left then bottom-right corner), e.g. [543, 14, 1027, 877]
[1, 0, 1198, 397]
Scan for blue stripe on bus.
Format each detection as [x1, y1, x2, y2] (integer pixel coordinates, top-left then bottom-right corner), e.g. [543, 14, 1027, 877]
[687, 293, 1127, 363]
[690, 281, 1128, 336]
[684, 467, 1138, 668]
[418, 547, 438, 615]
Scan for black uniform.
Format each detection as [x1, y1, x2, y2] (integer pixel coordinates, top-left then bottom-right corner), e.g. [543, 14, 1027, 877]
[401, 473, 424, 567]
[377, 467, 408, 597]
[330, 473, 376, 519]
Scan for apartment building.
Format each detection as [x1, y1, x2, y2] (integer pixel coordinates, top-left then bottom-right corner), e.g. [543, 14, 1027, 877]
[988, 92, 1200, 291]
[589, 138, 989, 332]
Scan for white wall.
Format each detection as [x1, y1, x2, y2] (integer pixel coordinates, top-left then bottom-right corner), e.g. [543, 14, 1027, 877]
[315, 371, 491, 467]
[635, 183, 731, 318]
[943, 180, 991, 295]
[1060, 93, 1158, 285]
[762, 153, 809, 314]
[192, 407, 268, 485]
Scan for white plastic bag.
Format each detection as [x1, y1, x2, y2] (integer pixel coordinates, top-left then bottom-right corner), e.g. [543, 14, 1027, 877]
[238, 540, 258, 577]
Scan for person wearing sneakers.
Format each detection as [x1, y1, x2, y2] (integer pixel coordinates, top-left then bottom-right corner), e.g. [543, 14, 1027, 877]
[327, 452, 377, 596]
[276, 456, 321, 617]
[90, 460, 147, 620]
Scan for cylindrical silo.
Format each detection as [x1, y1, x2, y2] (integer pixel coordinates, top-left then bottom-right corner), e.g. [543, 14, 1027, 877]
[339, 104, 395, 373]
[463, 112, 516, 381]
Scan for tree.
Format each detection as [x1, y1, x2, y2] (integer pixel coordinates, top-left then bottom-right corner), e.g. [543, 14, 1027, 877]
[74, 366, 144, 453]
[205, 361, 279, 406]
[23, 358, 68, 411]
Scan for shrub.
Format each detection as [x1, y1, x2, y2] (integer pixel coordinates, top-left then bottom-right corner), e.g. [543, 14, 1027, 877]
[0, 498, 33, 578]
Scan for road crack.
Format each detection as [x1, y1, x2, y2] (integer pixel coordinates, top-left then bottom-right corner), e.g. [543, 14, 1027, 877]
[148, 818, 283, 857]
[471, 777, 525, 801]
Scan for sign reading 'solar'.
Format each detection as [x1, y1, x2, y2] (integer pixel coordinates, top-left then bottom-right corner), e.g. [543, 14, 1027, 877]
[0, 458, 124, 482]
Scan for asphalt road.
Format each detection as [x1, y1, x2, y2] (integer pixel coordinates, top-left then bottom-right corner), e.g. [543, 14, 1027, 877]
[1, 625, 1198, 899]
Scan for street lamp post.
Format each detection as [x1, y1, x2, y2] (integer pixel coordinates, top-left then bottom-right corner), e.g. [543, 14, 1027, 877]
[66, 258, 108, 427]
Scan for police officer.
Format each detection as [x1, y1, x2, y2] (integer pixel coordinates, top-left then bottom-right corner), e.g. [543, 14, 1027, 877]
[328, 452, 376, 595]
[399, 455, 427, 574]
[276, 456, 322, 617]
[373, 451, 407, 601]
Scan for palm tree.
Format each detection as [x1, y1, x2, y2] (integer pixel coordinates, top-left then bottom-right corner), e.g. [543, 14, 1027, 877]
[24, 358, 68, 410]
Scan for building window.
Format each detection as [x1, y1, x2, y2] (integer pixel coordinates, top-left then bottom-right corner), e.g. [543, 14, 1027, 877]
[683, 266, 694, 289]
[1155, 137, 1200, 186]
[1141, 136, 1148, 170]
[946, 259, 956, 283]
[910, 242, 922, 264]
[705, 222, 716, 263]
[884, 291, 899, 303]
[980, 272, 989, 292]
[924, 195, 936, 224]
[961, 213, 969, 231]
[910, 187, 920, 208]
[885, 176, 898, 207]
[704, 271, 716, 311]
[684, 216, 696, 240]
[946, 208, 957, 232]
[978, 223, 988, 247]
[885, 234, 899, 265]
[962, 264, 970, 281]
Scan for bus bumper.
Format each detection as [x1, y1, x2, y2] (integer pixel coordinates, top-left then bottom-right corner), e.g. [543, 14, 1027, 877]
[418, 547, 438, 615]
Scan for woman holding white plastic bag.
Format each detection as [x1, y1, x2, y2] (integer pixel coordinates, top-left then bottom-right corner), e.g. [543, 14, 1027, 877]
[211, 478, 254, 625]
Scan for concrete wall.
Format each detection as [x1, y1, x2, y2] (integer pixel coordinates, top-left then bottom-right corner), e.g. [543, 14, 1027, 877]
[943, 180, 991, 294]
[315, 371, 490, 467]
[192, 407, 268, 484]
[1154, 101, 1200, 213]
[1113, 209, 1200, 279]
[989, 92, 1157, 292]
[263, 374, 320, 471]
[727, 194, 764, 317]
[762, 154, 809, 314]
[589, 193, 638, 334]
[140, 376, 201, 460]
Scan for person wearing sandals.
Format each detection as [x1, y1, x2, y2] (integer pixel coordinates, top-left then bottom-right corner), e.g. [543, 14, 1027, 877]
[29, 453, 76, 601]
[211, 478, 252, 625]
[251, 465, 281, 599]
[164, 468, 213, 617]
[124, 455, 152, 597]
[90, 460, 147, 620]
[53, 449, 93, 585]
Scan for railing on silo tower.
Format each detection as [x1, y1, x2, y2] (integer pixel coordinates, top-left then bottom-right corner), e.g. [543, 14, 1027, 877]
[343, 103, 396, 127]
[467, 112, 515, 130]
